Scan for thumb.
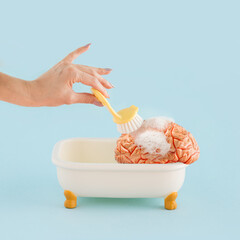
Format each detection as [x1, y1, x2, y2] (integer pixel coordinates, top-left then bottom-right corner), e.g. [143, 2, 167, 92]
[71, 92, 103, 107]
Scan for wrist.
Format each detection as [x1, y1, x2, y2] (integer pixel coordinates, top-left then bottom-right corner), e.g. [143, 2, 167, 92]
[26, 79, 45, 107]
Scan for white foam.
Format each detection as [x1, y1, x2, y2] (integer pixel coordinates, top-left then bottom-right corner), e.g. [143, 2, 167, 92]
[133, 116, 174, 156]
[135, 130, 170, 155]
[141, 116, 174, 130]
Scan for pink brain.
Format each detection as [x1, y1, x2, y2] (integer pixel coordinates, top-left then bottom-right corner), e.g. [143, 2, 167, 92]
[115, 122, 200, 164]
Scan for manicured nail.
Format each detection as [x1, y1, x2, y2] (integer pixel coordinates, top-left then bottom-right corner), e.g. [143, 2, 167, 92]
[84, 43, 91, 48]
[104, 68, 112, 71]
[109, 82, 115, 88]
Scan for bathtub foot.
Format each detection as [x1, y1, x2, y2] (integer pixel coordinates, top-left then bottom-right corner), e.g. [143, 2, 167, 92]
[164, 192, 178, 210]
[64, 190, 77, 209]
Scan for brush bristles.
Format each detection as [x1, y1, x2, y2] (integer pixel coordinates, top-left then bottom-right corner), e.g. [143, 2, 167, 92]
[117, 114, 143, 134]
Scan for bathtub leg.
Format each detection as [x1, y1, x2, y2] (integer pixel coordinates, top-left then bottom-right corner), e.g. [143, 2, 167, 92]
[64, 190, 77, 209]
[164, 192, 178, 210]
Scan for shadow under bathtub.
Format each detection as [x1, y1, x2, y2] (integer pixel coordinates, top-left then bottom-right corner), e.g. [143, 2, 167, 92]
[76, 197, 165, 210]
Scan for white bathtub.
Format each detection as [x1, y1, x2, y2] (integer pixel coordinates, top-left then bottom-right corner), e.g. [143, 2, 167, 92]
[52, 138, 188, 209]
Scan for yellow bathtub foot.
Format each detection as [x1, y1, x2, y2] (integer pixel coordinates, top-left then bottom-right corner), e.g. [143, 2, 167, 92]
[64, 190, 77, 209]
[164, 192, 178, 210]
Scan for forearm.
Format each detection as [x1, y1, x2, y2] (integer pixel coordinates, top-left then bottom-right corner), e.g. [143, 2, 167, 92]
[0, 72, 34, 107]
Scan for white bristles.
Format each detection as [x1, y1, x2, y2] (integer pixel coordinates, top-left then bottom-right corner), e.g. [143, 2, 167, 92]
[117, 114, 144, 134]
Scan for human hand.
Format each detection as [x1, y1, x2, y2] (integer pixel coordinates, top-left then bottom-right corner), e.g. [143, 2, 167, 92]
[29, 43, 113, 107]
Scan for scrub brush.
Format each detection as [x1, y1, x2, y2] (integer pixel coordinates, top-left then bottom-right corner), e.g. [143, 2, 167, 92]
[91, 88, 143, 134]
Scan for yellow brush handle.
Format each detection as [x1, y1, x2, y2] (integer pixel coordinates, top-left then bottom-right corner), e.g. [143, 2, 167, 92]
[91, 88, 121, 120]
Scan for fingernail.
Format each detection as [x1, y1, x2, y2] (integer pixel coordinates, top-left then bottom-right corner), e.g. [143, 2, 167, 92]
[109, 82, 115, 88]
[84, 43, 91, 48]
[93, 100, 103, 107]
[104, 68, 112, 71]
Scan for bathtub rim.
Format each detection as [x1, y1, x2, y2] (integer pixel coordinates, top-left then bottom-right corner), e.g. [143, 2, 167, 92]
[52, 138, 188, 172]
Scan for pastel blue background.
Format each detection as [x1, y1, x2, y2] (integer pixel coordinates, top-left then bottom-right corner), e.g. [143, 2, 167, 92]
[0, 0, 239, 239]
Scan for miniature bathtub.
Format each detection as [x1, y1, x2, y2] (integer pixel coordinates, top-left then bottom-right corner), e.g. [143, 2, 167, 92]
[52, 138, 188, 210]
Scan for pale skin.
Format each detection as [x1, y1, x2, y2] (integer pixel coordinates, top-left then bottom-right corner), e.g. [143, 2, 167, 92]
[0, 43, 113, 107]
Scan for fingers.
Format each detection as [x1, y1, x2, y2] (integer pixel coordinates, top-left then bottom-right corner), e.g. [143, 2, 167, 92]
[81, 65, 112, 75]
[94, 73, 114, 89]
[62, 43, 91, 63]
[75, 65, 113, 89]
[71, 93, 103, 106]
[76, 71, 110, 98]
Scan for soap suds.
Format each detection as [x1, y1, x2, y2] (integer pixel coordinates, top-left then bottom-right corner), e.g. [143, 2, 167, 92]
[135, 130, 170, 155]
[133, 117, 174, 156]
[141, 116, 174, 130]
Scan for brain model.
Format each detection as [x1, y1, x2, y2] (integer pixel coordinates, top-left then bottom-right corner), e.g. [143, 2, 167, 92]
[115, 117, 200, 164]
